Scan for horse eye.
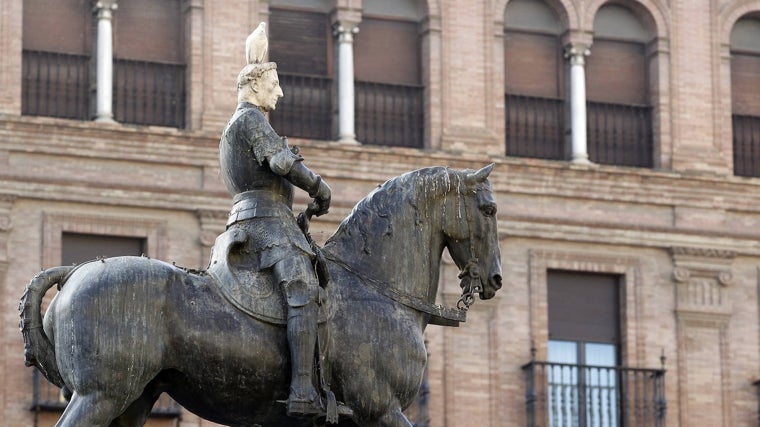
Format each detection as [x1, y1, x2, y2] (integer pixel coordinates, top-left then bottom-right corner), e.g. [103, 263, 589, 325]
[481, 205, 497, 217]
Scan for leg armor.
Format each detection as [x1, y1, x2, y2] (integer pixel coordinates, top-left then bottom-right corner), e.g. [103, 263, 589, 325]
[273, 257, 322, 416]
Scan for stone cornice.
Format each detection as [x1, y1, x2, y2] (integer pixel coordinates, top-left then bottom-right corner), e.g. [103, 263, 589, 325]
[670, 246, 736, 260]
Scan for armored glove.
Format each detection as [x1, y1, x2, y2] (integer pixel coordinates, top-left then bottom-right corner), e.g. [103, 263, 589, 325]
[309, 178, 331, 216]
[285, 161, 331, 216]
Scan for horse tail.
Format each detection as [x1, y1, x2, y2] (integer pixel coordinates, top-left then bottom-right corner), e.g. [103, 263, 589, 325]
[18, 265, 75, 389]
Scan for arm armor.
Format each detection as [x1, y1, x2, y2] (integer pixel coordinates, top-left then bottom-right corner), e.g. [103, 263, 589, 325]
[284, 161, 326, 198]
[269, 148, 301, 176]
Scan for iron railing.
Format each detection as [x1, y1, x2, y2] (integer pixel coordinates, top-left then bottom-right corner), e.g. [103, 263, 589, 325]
[505, 94, 566, 160]
[587, 101, 653, 168]
[113, 58, 186, 128]
[356, 80, 424, 148]
[523, 360, 666, 427]
[22, 50, 91, 120]
[733, 114, 760, 177]
[269, 72, 333, 141]
[32, 370, 182, 417]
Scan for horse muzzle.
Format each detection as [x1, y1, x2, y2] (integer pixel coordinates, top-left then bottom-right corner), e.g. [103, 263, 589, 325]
[480, 272, 502, 300]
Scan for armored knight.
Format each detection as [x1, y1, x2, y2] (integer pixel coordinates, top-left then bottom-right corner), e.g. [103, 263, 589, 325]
[219, 23, 331, 417]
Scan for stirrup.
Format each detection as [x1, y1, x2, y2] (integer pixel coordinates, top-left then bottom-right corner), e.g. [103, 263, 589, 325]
[286, 397, 324, 417]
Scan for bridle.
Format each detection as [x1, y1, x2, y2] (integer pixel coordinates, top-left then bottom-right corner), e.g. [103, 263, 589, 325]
[450, 181, 483, 311]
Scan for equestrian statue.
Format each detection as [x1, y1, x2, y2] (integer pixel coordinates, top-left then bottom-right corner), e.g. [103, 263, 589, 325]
[19, 23, 503, 427]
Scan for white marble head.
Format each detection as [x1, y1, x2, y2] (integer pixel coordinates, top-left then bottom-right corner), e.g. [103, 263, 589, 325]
[237, 63, 283, 112]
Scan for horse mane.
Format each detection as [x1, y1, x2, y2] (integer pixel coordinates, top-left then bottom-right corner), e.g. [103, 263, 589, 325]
[324, 166, 465, 252]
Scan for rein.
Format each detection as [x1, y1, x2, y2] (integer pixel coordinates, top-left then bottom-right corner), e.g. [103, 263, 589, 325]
[323, 252, 467, 327]
[297, 173, 488, 327]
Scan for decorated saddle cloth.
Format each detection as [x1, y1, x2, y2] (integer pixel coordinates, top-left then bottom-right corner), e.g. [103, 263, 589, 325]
[206, 228, 327, 325]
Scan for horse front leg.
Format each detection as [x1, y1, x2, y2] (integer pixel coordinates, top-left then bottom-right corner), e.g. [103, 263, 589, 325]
[55, 392, 124, 427]
[363, 408, 413, 427]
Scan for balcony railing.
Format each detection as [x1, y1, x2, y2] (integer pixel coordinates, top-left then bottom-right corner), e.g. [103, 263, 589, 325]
[32, 370, 181, 417]
[270, 72, 333, 141]
[523, 360, 666, 427]
[356, 80, 424, 148]
[733, 114, 760, 177]
[22, 50, 91, 120]
[587, 101, 653, 168]
[505, 94, 565, 160]
[113, 58, 186, 128]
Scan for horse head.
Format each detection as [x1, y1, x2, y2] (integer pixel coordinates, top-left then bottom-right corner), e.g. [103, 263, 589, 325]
[442, 164, 503, 305]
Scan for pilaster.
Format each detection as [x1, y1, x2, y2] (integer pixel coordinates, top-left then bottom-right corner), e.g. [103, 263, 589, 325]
[0, 0, 22, 115]
[0, 195, 15, 287]
[195, 209, 227, 269]
[671, 246, 735, 427]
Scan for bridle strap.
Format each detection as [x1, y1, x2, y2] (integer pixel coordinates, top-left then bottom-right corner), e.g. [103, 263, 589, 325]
[454, 182, 481, 311]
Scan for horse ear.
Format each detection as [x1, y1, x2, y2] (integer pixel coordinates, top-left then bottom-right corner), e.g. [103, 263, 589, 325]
[465, 163, 494, 184]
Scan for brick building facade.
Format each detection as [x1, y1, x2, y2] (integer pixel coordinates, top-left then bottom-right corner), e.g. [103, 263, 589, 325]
[1, 0, 760, 426]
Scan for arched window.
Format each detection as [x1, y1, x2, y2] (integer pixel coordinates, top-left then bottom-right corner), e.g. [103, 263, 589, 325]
[586, 4, 654, 167]
[503, 0, 565, 160]
[113, 0, 185, 128]
[22, 0, 91, 120]
[355, 0, 426, 148]
[730, 15, 760, 177]
[269, 0, 333, 140]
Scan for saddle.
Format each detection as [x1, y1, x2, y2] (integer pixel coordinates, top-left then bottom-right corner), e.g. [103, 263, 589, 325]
[205, 228, 328, 325]
[206, 227, 348, 422]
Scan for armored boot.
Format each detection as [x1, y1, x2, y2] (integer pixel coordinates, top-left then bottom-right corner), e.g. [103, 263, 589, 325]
[286, 299, 323, 417]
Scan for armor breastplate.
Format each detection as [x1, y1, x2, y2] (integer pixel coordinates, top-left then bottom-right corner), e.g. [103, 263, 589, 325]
[219, 103, 295, 212]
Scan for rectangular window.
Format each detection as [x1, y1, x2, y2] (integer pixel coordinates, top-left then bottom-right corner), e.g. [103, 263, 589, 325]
[268, 7, 333, 140]
[22, 0, 91, 120]
[547, 270, 621, 427]
[62, 232, 145, 265]
[112, 0, 186, 128]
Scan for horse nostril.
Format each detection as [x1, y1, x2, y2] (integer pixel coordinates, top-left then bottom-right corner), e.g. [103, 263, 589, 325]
[492, 274, 503, 290]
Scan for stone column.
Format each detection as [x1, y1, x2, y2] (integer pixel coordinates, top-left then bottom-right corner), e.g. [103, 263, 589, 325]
[564, 43, 590, 164]
[333, 22, 359, 144]
[94, 0, 118, 122]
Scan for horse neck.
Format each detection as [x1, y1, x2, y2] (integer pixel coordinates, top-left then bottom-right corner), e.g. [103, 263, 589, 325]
[325, 197, 447, 304]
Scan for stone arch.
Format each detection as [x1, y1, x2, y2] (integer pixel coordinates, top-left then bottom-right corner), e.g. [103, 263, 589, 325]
[584, 0, 669, 41]
[495, 0, 578, 31]
[720, 0, 760, 47]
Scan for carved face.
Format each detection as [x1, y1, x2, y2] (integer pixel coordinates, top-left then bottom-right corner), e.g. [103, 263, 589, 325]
[251, 69, 283, 112]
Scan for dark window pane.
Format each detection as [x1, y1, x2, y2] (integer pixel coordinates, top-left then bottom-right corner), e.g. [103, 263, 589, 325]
[61, 232, 145, 265]
[548, 270, 620, 344]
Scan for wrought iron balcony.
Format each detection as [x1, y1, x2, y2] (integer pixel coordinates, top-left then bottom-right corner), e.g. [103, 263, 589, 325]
[356, 80, 424, 148]
[22, 50, 91, 120]
[32, 370, 181, 417]
[113, 58, 186, 128]
[269, 72, 333, 141]
[505, 94, 566, 160]
[587, 101, 653, 168]
[523, 359, 666, 427]
[733, 114, 760, 177]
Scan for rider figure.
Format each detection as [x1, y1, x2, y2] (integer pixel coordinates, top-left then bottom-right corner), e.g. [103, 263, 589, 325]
[219, 38, 331, 417]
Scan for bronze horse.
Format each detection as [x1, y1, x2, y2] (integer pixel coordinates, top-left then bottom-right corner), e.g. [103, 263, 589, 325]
[20, 165, 502, 426]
